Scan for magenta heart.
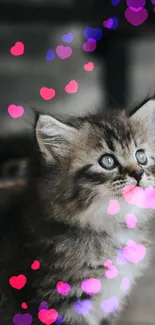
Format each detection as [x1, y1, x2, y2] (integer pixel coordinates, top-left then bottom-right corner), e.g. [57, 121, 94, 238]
[13, 313, 32, 325]
[105, 265, 118, 279]
[56, 281, 71, 295]
[81, 278, 101, 295]
[83, 39, 96, 52]
[123, 240, 146, 263]
[56, 45, 72, 59]
[125, 7, 148, 26]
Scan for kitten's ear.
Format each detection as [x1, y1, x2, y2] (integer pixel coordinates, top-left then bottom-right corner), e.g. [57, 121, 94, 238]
[129, 99, 155, 124]
[35, 114, 78, 162]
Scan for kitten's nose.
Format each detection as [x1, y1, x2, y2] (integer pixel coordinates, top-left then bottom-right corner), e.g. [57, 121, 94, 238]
[130, 170, 144, 183]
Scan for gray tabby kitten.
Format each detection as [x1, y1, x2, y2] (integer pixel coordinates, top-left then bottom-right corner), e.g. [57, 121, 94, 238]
[1, 99, 155, 325]
[34, 98, 155, 325]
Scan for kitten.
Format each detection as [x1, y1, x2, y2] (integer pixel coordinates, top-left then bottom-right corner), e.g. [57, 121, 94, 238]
[0, 99, 155, 325]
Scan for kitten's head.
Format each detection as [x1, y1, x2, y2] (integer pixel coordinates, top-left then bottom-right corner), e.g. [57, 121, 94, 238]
[35, 99, 155, 229]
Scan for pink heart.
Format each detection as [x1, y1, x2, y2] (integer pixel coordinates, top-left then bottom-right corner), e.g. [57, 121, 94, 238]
[105, 265, 118, 279]
[83, 39, 96, 52]
[107, 200, 120, 215]
[31, 260, 40, 270]
[81, 278, 101, 295]
[65, 80, 78, 94]
[122, 185, 155, 209]
[38, 309, 58, 325]
[10, 41, 24, 56]
[125, 213, 137, 228]
[21, 302, 28, 309]
[40, 87, 56, 100]
[123, 240, 146, 263]
[84, 62, 94, 71]
[104, 259, 112, 268]
[9, 274, 27, 289]
[8, 104, 24, 119]
[56, 45, 72, 59]
[56, 281, 71, 296]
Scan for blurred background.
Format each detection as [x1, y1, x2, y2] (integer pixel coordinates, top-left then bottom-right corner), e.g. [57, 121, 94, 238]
[0, 0, 155, 324]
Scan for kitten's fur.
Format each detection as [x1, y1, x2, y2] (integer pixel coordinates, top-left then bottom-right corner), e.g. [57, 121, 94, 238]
[0, 99, 155, 325]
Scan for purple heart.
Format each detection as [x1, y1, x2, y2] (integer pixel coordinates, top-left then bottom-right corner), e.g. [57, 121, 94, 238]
[111, 0, 120, 5]
[62, 33, 74, 43]
[83, 38, 96, 52]
[38, 301, 48, 311]
[45, 50, 55, 61]
[74, 299, 92, 315]
[84, 27, 103, 41]
[110, 17, 119, 29]
[13, 314, 32, 325]
[126, 0, 146, 7]
[125, 7, 148, 26]
[56, 45, 72, 59]
[103, 18, 113, 29]
[103, 17, 118, 30]
[101, 297, 119, 313]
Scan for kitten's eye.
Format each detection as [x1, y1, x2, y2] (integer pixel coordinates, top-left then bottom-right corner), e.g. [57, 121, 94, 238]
[135, 150, 148, 165]
[99, 154, 117, 170]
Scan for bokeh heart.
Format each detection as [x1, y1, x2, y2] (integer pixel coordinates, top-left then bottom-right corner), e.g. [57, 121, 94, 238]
[38, 309, 58, 325]
[40, 87, 56, 100]
[123, 240, 146, 263]
[45, 50, 55, 61]
[84, 27, 103, 41]
[105, 265, 118, 279]
[65, 80, 78, 94]
[125, 7, 148, 26]
[101, 296, 119, 313]
[103, 18, 113, 29]
[38, 301, 49, 311]
[83, 39, 96, 52]
[62, 33, 74, 43]
[104, 259, 112, 269]
[31, 260, 40, 270]
[56, 281, 71, 296]
[9, 274, 27, 290]
[107, 200, 120, 215]
[81, 278, 101, 295]
[56, 45, 72, 59]
[125, 213, 137, 228]
[8, 104, 24, 119]
[21, 302, 28, 309]
[10, 41, 24, 56]
[13, 313, 32, 325]
[122, 185, 155, 209]
[74, 299, 92, 315]
[84, 62, 94, 71]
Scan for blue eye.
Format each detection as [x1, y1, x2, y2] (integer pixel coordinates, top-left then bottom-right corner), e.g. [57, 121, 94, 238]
[135, 150, 148, 165]
[99, 154, 117, 170]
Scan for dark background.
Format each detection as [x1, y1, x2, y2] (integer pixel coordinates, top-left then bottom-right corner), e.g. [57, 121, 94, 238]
[0, 1, 155, 324]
